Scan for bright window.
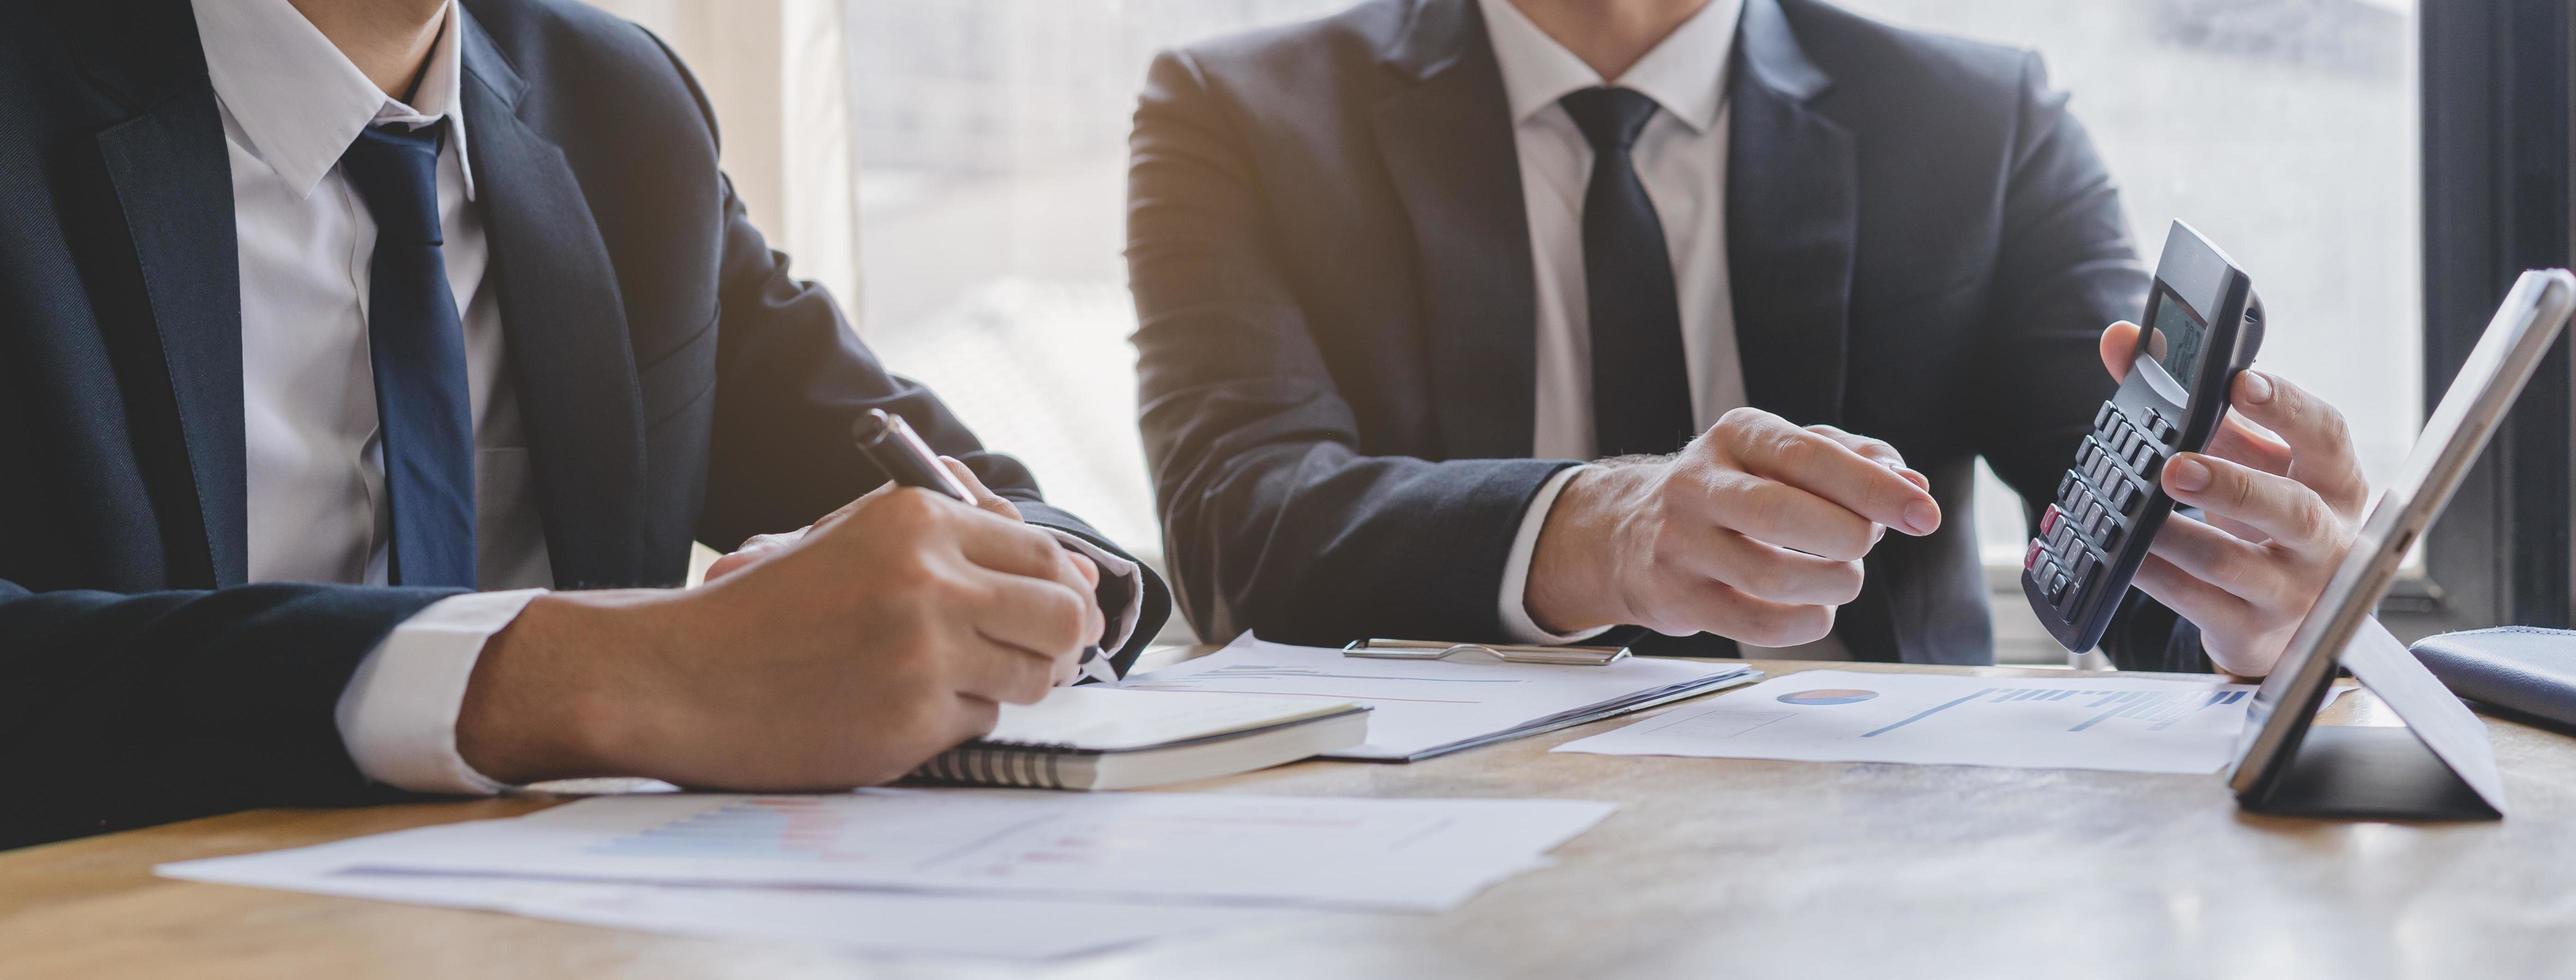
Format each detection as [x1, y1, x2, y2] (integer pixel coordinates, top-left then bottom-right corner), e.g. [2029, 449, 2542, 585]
[844, 1, 1357, 561]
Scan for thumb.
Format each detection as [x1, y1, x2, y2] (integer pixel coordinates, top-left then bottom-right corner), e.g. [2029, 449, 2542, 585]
[2099, 321, 2141, 383]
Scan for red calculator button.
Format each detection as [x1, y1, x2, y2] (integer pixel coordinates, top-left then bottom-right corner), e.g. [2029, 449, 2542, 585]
[2024, 539, 2046, 571]
[2040, 505, 2064, 537]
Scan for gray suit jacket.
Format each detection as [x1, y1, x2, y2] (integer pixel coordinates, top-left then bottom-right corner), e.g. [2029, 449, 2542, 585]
[1127, 0, 2203, 669]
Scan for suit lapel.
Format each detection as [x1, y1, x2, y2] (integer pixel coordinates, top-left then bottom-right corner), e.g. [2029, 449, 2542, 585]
[461, 16, 648, 588]
[1726, 0, 1855, 430]
[94, 81, 248, 588]
[1727, 0, 1923, 662]
[1374, 0, 1539, 459]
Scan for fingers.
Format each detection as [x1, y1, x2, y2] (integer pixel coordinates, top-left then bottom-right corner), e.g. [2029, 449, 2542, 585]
[1704, 477, 1882, 561]
[1062, 552, 1106, 650]
[939, 456, 1024, 521]
[2161, 452, 2344, 555]
[1806, 424, 1930, 491]
[2143, 511, 2285, 603]
[1659, 581, 1836, 648]
[2203, 416, 2294, 477]
[2129, 553, 2262, 653]
[948, 501, 1076, 577]
[945, 511, 1103, 648]
[2101, 321, 2292, 476]
[2097, 321, 2140, 382]
[972, 574, 1092, 683]
[1713, 409, 1940, 536]
[950, 641, 1056, 706]
[852, 489, 1102, 672]
[2223, 371, 2369, 515]
[1658, 524, 1864, 605]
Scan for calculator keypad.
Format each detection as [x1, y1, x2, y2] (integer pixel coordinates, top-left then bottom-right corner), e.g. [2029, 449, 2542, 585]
[2026, 404, 2180, 617]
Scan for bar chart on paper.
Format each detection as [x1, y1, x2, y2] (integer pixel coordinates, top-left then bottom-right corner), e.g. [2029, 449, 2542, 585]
[1554, 670, 2304, 773]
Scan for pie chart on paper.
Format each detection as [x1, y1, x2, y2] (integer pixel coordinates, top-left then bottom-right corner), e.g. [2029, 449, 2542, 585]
[1777, 689, 1879, 706]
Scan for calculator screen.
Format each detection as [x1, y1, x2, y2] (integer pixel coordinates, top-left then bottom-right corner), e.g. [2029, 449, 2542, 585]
[2141, 286, 2210, 392]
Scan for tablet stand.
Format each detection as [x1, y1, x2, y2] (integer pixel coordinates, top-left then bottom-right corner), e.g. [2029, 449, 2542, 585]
[2236, 620, 2506, 820]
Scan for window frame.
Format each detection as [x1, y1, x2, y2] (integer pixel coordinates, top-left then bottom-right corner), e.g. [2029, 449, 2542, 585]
[2400, 0, 2576, 638]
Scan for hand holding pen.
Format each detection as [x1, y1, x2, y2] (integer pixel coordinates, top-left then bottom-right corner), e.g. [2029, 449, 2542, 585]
[848, 410, 1111, 683]
[700, 410, 1111, 685]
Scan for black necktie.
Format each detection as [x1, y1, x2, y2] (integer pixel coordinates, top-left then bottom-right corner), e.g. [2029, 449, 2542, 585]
[339, 124, 477, 588]
[1560, 86, 1693, 458]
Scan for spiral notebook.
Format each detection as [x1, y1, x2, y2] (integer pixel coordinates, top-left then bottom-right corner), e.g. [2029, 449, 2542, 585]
[907, 686, 1369, 790]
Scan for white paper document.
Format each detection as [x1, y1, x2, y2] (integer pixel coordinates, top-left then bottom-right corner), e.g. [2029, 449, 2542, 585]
[1121, 635, 1756, 760]
[245, 789, 1613, 913]
[1555, 669, 2318, 774]
[162, 838, 1286, 961]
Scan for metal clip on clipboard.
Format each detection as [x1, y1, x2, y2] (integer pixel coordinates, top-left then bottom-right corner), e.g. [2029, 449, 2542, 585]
[1341, 638, 1632, 666]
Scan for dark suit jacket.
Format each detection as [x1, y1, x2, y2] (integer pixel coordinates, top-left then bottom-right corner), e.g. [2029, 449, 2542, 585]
[0, 0, 1168, 849]
[1128, 0, 2199, 669]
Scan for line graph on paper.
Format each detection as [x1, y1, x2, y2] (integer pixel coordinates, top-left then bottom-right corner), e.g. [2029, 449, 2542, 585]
[1858, 686, 2252, 737]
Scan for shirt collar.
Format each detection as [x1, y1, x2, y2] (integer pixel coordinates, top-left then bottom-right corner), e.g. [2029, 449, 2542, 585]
[190, 0, 475, 201]
[1477, 0, 1744, 134]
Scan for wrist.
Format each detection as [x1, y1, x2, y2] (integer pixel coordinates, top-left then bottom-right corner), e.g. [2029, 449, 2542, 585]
[455, 589, 683, 784]
[1524, 463, 1654, 634]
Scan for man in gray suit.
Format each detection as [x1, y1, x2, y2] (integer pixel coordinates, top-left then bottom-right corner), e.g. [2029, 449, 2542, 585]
[1128, 0, 2373, 675]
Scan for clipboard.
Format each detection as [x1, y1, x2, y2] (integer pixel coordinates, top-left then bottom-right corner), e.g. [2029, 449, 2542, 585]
[1341, 638, 1631, 666]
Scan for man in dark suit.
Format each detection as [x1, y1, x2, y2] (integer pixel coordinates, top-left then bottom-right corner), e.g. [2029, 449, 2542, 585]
[1129, 0, 2369, 673]
[0, 0, 1167, 849]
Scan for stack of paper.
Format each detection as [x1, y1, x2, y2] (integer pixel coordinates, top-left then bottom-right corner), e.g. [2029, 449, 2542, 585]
[160, 789, 1615, 962]
[1121, 634, 1760, 760]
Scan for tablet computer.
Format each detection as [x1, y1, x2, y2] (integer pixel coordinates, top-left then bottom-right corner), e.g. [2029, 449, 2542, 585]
[2226, 269, 2576, 816]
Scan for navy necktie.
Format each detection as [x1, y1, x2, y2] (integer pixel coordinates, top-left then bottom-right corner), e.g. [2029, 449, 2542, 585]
[339, 124, 477, 587]
[1560, 87, 1694, 458]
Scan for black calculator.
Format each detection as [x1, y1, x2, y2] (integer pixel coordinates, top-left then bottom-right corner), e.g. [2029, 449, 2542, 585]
[2024, 221, 2264, 652]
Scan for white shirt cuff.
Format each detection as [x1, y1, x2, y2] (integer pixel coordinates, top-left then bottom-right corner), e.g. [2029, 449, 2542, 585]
[1497, 466, 1617, 645]
[335, 588, 547, 795]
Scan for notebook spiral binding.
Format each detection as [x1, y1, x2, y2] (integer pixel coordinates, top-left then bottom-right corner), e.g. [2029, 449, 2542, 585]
[906, 740, 1073, 789]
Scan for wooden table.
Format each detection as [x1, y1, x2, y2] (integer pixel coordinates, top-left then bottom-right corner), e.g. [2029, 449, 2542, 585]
[6, 658, 2574, 980]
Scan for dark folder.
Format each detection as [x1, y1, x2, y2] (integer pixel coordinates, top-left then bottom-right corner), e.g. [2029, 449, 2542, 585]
[2411, 626, 2576, 732]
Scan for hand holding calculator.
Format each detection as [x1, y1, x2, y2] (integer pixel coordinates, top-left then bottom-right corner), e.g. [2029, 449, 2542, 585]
[2025, 221, 2265, 653]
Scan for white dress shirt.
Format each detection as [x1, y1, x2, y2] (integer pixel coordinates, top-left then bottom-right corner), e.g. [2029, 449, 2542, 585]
[198, 0, 553, 795]
[1481, 0, 1848, 660]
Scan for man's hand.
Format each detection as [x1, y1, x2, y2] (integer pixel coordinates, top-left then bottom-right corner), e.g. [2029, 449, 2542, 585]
[454, 484, 1106, 790]
[1525, 407, 1942, 644]
[703, 456, 1098, 588]
[2097, 323, 2367, 677]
